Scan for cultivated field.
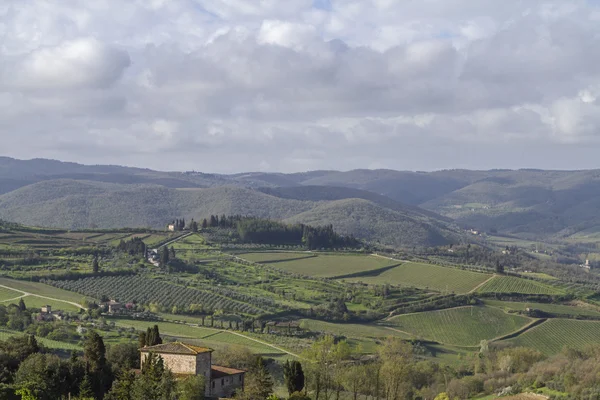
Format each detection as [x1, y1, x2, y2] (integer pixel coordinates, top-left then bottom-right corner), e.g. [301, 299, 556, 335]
[386, 306, 531, 346]
[48, 275, 265, 314]
[300, 319, 409, 339]
[109, 318, 290, 358]
[238, 252, 398, 278]
[346, 262, 492, 293]
[0, 277, 90, 304]
[0, 329, 82, 351]
[477, 276, 563, 295]
[11, 295, 82, 312]
[0, 286, 22, 301]
[484, 300, 600, 317]
[507, 319, 600, 355]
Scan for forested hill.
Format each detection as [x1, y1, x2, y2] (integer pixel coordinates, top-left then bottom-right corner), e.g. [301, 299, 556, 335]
[1, 157, 600, 243]
[0, 179, 462, 248]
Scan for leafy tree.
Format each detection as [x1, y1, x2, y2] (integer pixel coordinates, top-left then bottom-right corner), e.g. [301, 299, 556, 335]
[83, 331, 111, 399]
[105, 369, 136, 400]
[495, 260, 504, 274]
[18, 298, 26, 312]
[283, 360, 305, 394]
[107, 343, 140, 370]
[79, 373, 94, 398]
[92, 255, 100, 274]
[14, 353, 68, 400]
[177, 375, 205, 400]
[133, 353, 175, 400]
[160, 247, 170, 268]
[241, 357, 273, 400]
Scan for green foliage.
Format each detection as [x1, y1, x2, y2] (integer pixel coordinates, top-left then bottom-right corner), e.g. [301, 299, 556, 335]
[388, 306, 531, 346]
[176, 375, 205, 400]
[283, 360, 305, 394]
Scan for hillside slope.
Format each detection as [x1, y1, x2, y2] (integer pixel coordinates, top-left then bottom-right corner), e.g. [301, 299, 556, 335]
[0, 180, 460, 247]
[284, 198, 461, 248]
[0, 180, 314, 230]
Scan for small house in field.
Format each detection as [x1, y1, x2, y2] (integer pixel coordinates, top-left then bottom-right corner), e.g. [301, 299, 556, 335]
[266, 320, 303, 335]
[168, 224, 176, 232]
[140, 342, 245, 398]
[37, 305, 64, 321]
[104, 300, 125, 314]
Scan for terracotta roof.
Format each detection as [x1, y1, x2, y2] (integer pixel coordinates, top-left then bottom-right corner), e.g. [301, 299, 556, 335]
[211, 365, 246, 379]
[140, 341, 213, 355]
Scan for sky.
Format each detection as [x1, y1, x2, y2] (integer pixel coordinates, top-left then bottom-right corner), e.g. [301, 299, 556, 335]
[1, 0, 600, 173]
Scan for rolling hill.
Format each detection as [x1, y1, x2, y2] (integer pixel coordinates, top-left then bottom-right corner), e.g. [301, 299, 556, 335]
[0, 178, 459, 247]
[2, 157, 600, 242]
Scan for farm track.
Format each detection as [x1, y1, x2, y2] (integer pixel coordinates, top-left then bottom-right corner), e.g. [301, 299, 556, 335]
[469, 274, 497, 293]
[492, 318, 547, 342]
[157, 232, 194, 249]
[158, 317, 303, 359]
[0, 284, 87, 310]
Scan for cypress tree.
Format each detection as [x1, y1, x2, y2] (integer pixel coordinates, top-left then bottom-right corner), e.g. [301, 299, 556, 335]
[18, 298, 26, 311]
[92, 255, 100, 274]
[284, 360, 305, 394]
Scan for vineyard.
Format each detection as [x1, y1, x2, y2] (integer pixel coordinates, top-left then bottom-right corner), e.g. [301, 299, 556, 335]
[346, 262, 492, 293]
[386, 306, 531, 346]
[484, 300, 600, 317]
[238, 252, 397, 278]
[507, 319, 600, 355]
[477, 276, 563, 295]
[45, 275, 266, 315]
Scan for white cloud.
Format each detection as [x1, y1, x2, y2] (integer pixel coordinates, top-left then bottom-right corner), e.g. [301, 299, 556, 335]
[4, 38, 130, 90]
[1, 0, 600, 172]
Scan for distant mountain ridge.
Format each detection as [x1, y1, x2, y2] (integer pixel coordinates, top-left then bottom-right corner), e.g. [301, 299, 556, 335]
[1, 157, 599, 244]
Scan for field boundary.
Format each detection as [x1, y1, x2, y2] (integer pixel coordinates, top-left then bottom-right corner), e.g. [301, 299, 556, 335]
[332, 263, 402, 280]
[469, 274, 497, 293]
[0, 284, 86, 310]
[492, 318, 546, 342]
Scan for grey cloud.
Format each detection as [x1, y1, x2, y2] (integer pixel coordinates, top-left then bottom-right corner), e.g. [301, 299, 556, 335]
[1, 0, 600, 172]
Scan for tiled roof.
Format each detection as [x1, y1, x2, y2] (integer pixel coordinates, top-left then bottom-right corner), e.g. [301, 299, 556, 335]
[140, 341, 213, 355]
[211, 365, 246, 379]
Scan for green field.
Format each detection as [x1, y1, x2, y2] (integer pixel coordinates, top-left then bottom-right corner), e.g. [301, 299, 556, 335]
[15, 295, 82, 312]
[346, 262, 492, 293]
[484, 299, 600, 317]
[0, 286, 22, 301]
[386, 306, 531, 346]
[109, 318, 290, 357]
[0, 278, 92, 304]
[238, 252, 397, 278]
[0, 329, 82, 351]
[508, 319, 600, 355]
[300, 319, 408, 339]
[477, 276, 563, 295]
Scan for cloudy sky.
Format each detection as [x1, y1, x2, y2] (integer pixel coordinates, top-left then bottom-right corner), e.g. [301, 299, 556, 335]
[1, 1, 599, 173]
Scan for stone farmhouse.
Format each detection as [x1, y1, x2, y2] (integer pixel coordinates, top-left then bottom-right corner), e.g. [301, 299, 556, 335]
[140, 342, 245, 398]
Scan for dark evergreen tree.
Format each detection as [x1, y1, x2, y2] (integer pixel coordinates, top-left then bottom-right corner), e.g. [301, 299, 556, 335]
[92, 255, 100, 274]
[202, 219, 208, 229]
[283, 360, 305, 394]
[18, 298, 26, 311]
[160, 246, 170, 267]
[83, 331, 111, 399]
